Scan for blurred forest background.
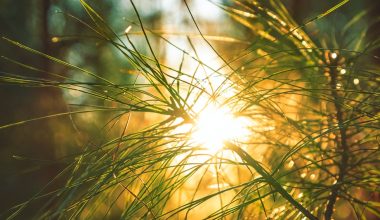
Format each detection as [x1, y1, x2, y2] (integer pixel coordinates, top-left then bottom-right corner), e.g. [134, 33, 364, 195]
[0, 0, 379, 217]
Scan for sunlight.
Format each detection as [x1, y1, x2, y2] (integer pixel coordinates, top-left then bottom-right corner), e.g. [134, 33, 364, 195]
[171, 102, 252, 155]
[191, 103, 251, 153]
[167, 43, 252, 155]
[167, 102, 253, 219]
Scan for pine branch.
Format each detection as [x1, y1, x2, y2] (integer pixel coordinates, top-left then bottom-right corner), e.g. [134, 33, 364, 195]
[227, 143, 318, 220]
[324, 52, 350, 220]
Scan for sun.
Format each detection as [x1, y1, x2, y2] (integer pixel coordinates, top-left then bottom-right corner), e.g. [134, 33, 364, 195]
[190, 103, 251, 154]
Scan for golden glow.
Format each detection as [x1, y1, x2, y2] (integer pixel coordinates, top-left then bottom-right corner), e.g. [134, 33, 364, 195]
[51, 37, 59, 43]
[165, 39, 260, 216]
[191, 104, 251, 153]
[172, 102, 252, 155]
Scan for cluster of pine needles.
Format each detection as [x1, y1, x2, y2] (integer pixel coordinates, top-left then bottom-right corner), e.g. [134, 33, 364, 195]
[1, 0, 379, 219]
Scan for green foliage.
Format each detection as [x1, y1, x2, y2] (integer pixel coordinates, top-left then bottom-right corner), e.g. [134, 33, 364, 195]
[1, 0, 379, 219]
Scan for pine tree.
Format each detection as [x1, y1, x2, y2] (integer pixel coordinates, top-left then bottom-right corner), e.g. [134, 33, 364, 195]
[1, 0, 379, 219]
